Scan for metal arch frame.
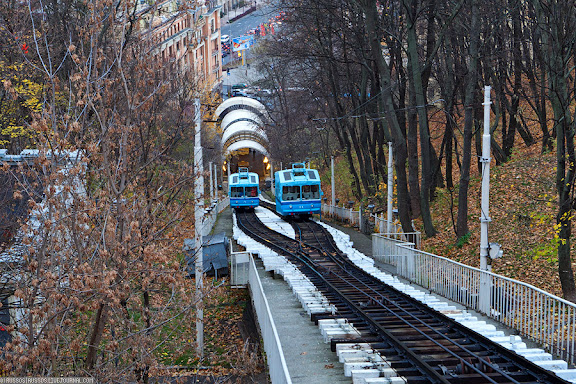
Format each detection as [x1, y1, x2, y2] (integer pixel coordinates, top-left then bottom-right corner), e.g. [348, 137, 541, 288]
[224, 140, 269, 157]
[221, 109, 264, 130]
[215, 97, 268, 121]
[221, 122, 268, 145]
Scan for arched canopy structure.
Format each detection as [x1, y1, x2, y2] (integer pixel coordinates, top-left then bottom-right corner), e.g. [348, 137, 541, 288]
[216, 97, 269, 156]
[216, 96, 271, 178]
[215, 97, 268, 122]
[225, 140, 270, 157]
[221, 122, 268, 144]
[221, 109, 264, 132]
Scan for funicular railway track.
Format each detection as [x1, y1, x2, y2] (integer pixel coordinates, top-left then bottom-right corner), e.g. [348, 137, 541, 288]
[236, 207, 570, 384]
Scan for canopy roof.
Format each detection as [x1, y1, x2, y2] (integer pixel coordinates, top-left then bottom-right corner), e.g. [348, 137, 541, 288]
[225, 140, 269, 157]
[217, 97, 270, 158]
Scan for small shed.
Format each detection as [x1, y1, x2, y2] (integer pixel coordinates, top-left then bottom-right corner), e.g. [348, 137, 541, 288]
[183, 232, 229, 278]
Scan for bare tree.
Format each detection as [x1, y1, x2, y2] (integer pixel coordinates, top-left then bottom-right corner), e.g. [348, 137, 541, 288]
[0, 0, 223, 381]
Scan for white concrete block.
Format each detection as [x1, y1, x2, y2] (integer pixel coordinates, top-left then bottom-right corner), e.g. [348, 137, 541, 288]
[344, 361, 375, 376]
[351, 369, 380, 384]
[535, 360, 568, 370]
[553, 369, 576, 380]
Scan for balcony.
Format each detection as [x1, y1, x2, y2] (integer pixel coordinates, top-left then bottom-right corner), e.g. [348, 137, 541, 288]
[211, 29, 220, 41]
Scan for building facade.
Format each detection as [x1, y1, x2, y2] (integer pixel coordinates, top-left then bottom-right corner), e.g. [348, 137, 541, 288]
[138, 0, 223, 90]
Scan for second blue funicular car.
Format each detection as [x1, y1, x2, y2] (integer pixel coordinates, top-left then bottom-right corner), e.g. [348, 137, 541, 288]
[229, 167, 260, 210]
[274, 163, 323, 217]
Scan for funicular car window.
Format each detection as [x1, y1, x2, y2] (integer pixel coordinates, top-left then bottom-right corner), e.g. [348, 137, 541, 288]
[282, 186, 290, 200]
[231, 187, 244, 197]
[291, 185, 301, 199]
[302, 185, 312, 199]
[311, 185, 320, 199]
[247, 186, 258, 197]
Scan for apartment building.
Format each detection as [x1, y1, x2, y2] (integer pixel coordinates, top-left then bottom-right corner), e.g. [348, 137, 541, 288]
[138, 0, 223, 90]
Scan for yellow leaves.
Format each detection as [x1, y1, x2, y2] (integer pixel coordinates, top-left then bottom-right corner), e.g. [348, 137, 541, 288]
[2, 125, 33, 139]
[13, 78, 43, 112]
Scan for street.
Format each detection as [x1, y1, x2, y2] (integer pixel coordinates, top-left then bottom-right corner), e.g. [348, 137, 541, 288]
[222, 2, 280, 67]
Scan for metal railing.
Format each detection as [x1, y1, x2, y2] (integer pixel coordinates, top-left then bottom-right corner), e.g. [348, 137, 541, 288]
[322, 204, 421, 248]
[203, 196, 230, 236]
[321, 204, 360, 227]
[248, 254, 292, 384]
[372, 234, 576, 365]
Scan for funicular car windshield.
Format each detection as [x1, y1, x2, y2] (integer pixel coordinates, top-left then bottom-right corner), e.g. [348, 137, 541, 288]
[246, 186, 258, 197]
[231, 187, 244, 197]
[282, 185, 301, 201]
[302, 185, 320, 200]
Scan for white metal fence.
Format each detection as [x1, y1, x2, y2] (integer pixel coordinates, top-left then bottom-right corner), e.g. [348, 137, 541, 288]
[321, 204, 361, 227]
[322, 204, 422, 248]
[247, 254, 292, 384]
[372, 234, 576, 365]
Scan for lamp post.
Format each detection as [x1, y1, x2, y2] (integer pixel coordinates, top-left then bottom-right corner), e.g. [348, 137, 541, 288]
[387, 142, 393, 234]
[193, 98, 205, 359]
[331, 156, 335, 217]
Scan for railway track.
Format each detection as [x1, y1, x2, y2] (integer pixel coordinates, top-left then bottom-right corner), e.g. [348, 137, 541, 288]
[236, 206, 570, 384]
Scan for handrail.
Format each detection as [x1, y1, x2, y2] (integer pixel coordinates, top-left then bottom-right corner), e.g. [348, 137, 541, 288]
[372, 234, 576, 365]
[321, 203, 421, 248]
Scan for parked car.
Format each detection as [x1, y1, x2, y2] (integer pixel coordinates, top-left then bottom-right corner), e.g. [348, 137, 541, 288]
[232, 89, 248, 97]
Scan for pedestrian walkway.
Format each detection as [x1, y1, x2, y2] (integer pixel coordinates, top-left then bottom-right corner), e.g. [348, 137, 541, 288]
[254, 258, 351, 384]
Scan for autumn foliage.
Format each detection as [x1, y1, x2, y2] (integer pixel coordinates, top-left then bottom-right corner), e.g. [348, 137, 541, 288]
[0, 0, 244, 382]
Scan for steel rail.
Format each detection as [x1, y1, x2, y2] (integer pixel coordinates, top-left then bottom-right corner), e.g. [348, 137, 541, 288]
[236, 210, 450, 383]
[292, 221, 511, 383]
[292, 220, 566, 383]
[238, 208, 570, 384]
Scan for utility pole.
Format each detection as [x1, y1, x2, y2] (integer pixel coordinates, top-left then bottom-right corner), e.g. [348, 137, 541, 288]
[387, 142, 393, 234]
[479, 86, 492, 315]
[193, 98, 204, 358]
[213, 163, 218, 200]
[209, 161, 214, 201]
[480, 86, 492, 272]
[331, 156, 335, 217]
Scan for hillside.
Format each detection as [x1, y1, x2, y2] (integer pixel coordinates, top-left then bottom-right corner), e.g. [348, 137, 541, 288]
[321, 143, 565, 298]
[421, 144, 561, 296]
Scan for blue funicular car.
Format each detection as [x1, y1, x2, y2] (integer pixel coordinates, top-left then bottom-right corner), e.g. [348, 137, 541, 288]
[274, 163, 323, 217]
[229, 167, 260, 210]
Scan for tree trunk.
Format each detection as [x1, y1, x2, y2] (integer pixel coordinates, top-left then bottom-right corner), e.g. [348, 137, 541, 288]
[456, 0, 479, 239]
[407, 77, 422, 219]
[360, 0, 412, 232]
[86, 302, 107, 370]
[406, 1, 436, 237]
